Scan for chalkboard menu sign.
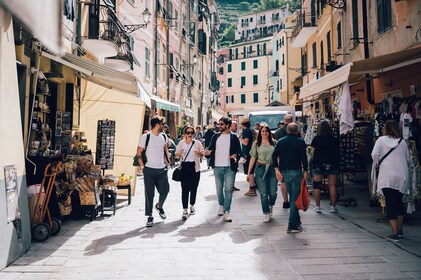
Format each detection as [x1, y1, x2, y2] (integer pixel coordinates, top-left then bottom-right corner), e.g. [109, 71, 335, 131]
[95, 120, 115, 170]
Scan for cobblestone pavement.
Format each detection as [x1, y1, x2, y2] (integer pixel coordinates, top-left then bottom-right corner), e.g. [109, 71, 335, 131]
[1, 162, 421, 280]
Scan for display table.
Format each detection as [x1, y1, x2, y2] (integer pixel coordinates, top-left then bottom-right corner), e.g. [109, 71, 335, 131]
[117, 184, 131, 205]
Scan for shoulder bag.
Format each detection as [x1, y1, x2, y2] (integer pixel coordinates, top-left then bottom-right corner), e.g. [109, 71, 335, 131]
[172, 140, 195, 182]
[375, 138, 403, 177]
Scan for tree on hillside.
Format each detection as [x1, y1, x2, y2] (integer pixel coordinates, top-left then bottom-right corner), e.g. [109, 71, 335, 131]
[219, 23, 236, 47]
[259, 0, 285, 9]
[239, 2, 251, 10]
[250, 3, 260, 11]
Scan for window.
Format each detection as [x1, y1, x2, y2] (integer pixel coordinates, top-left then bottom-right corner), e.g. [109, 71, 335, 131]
[162, 46, 166, 80]
[311, 0, 316, 26]
[326, 31, 331, 64]
[320, 41, 324, 67]
[243, 46, 247, 58]
[145, 47, 150, 78]
[174, 10, 178, 30]
[312, 42, 317, 68]
[235, 48, 239, 59]
[253, 75, 258, 85]
[250, 17, 253, 22]
[337, 22, 342, 49]
[275, 60, 279, 71]
[241, 94, 246, 103]
[352, 0, 359, 46]
[280, 79, 283, 89]
[228, 78, 232, 87]
[226, 96, 229, 103]
[228, 64, 232, 72]
[263, 43, 266, 55]
[241, 76, 246, 86]
[253, 60, 258, 69]
[231, 95, 234, 103]
[282, 54, 285, 65]
[377, 0, 392, 33]
[241, 62, 246, 71]
[253, 92, 259, 103]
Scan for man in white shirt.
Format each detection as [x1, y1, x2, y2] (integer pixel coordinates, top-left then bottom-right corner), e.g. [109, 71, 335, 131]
[204, 117, 241, 222]
[137, 116, 170, 227]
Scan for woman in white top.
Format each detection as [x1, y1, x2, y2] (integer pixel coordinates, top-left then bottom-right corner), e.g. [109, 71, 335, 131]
[175, 126, 204, 220]
[371, 120, 409, 242]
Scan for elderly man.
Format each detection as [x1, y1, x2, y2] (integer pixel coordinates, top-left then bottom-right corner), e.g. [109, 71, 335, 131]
[272, 123, 308, 233]
[274, 114, 294, 209]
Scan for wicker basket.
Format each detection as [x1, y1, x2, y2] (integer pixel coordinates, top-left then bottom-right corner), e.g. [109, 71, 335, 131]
[79, 192, 96, 206]
[117, 180, 131, 186]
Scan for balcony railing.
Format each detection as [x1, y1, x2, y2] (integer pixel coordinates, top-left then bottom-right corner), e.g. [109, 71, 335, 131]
[85, 3, 136, 68]
[291, 11, 317, 38]
[241, 22, 249, 27]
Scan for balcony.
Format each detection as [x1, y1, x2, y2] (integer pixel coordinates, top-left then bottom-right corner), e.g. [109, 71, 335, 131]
[82, 3, 125, 58]
[271, 15, 280, 22]
[104, 39, 139, 72]
[268, 70, 279, 77]
[257, 20, 266, 25]
[241, 22, 249, 27]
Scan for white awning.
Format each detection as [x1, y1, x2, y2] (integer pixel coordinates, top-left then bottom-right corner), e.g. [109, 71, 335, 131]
[137, 82, 151, 109]
[61, 52, 138, 95]
[291, 27, 317, 48]
[185, 108, 195, 118]
[299, 63, 353, 100]
[211, 109, 225, 121]
[150, 95, 183, 113]
[1, 0, 62, 54]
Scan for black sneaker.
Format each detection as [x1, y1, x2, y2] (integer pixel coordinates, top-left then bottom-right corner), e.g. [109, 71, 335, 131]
[283, 202, 290, 209]
[155, 203, 167, 220]
[387, 234, 399, 242]
[287, 227, 302, 234]
[146, 216, 154, 227]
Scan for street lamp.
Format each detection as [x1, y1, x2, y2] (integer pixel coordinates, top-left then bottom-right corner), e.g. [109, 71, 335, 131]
[124, 8, 152, 33]
[180, 55, 198, 70]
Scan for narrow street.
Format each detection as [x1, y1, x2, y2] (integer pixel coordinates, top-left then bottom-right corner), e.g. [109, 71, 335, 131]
[1, 162, 420, 280]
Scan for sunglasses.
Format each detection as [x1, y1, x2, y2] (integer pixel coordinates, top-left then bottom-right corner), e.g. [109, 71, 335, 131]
[185, 131, 195, 135]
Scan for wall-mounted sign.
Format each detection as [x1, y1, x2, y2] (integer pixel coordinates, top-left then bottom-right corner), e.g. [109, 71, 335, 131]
[4, 165, 20, 222]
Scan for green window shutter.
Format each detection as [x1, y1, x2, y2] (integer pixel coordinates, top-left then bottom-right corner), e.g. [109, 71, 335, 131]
[228, 78, 232, 87]
[320, 41, 324, 66]
[312, 42, 317, 68]
[352, 0, 359, 46]
[253, 75, 258, 85]
[228, 64, 232, 72]
[327, 31, 331, 63]
[253, 60, 258, 69]
[253, 93, 258, 103]
[226, 96, 229, 103]
[337, 22, 342, 49]
[241, 62, 246, 71]
[241, 76, 246, 86]
[241, 94, 246, 104]
[231, 95, 234, 103]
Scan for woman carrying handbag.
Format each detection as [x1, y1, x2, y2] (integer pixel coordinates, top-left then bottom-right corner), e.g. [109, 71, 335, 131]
[371, 120, 409, 242]
[175, 126, 204, 220]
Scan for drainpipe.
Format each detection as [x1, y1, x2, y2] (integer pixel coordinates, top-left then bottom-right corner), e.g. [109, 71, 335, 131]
[76, 0, 82, 126]
[166, 0, 170, 101]
[154, 0, 159, 99]
[362, 0, 374, 104]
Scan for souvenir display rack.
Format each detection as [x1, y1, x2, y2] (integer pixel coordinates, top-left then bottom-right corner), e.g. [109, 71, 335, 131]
[95, 120, 116, 172]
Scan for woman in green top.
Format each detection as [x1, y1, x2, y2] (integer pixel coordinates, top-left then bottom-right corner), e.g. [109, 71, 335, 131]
[247, 123, 278, 223]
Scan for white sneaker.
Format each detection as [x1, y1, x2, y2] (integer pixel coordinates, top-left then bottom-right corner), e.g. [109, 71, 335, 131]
[190, 206, 196, 215]
[223, 212, 232, 222]
[182, 210, 189, 220]
[218, 205, 224, 216]
[330, 206, 338, 213]
[314, 206, 321, 213]
[263, 214, 271, 223]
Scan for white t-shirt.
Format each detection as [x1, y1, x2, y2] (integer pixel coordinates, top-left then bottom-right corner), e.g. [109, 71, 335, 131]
[214, 134, 231, 167]
[400, 113, 413, 140]
[178, 141, 196, 162]
[138, 133, 166, 168]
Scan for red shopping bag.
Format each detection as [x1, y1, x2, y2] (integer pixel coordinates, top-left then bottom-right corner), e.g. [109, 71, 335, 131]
[295, 178, 311, 211]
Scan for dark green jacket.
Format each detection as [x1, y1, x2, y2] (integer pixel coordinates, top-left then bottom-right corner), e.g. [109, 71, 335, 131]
[274, 125, 287, 140]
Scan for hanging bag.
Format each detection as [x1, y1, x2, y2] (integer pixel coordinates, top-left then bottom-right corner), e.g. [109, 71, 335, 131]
[172, 141, 195, 182]
[296, 177, 311, 211]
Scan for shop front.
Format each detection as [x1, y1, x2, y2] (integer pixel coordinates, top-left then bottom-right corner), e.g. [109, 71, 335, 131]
[150, 95, 183, 138]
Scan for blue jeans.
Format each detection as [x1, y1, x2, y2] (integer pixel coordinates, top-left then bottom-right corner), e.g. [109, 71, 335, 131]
[255, 165, 278, 214]
[214, 167, 235, 212]
[281, 169, 303, 229]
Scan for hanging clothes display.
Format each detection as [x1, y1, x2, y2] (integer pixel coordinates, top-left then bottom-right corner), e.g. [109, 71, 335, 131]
[338, 81, 354, 135]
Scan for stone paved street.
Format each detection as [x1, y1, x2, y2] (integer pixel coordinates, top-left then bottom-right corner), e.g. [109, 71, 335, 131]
[1, 162, 421, 280]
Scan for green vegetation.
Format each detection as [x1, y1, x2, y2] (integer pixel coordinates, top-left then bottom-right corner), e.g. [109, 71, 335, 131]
[216, 0, 300, 47]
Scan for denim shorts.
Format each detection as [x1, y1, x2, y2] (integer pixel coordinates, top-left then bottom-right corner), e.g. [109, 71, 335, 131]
[312, 163, 339, 176]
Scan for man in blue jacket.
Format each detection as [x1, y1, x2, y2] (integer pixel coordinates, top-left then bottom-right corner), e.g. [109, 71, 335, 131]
[204, 117, 241, 222]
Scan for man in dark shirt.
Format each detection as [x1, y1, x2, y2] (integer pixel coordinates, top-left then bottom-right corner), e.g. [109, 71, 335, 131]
[204, 124, 216, 169]
[272, 123, 308, 233]
[274, 114, 293, 208]
[239, 118, 257, 196]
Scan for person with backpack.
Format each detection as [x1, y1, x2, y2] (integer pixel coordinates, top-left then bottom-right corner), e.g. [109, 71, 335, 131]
[136, 116, 171, 227]
[240, 118, 257, 196]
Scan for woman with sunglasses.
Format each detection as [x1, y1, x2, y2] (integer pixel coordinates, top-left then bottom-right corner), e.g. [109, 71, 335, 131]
[247, 123, 278, 223]
[175, 125, 205, 220]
